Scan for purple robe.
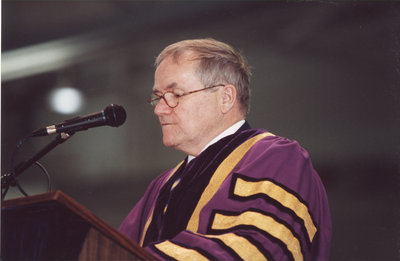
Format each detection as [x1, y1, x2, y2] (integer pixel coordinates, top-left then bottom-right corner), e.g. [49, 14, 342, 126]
[119, 127, 332, 260]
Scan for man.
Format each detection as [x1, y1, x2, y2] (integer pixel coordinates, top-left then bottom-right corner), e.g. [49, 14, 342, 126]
[119, 38, 332, 260]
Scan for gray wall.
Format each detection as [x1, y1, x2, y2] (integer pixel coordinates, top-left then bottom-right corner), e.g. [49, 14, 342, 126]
[2, 2, 399, 260]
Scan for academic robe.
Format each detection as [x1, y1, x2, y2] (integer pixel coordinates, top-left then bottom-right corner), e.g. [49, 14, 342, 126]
[119, 126, 332, 261]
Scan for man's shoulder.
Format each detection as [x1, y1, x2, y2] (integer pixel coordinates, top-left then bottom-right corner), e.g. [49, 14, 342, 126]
[247, 129, 311, 160]
[236, 130, 316, 181]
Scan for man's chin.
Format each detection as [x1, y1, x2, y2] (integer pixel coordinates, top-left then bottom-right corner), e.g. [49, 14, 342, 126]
[162, 137, 176, 148]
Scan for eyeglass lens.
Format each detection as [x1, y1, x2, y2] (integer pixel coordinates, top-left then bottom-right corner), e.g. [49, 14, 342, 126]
[151, 92, 178, 108]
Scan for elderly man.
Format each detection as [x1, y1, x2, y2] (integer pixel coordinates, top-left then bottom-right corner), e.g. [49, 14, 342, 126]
[119, 38, 332, 260]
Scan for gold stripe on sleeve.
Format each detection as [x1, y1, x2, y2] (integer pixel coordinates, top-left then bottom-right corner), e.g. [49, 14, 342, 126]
[212, 211, 303, 261]
[205, 233, 267, 261]
[139, 161, 184, 246]
[187, 133, 274, 232]
[234, 177, 317, 242]
[154, 241, 209, 261]
[139, 207, 154, 246]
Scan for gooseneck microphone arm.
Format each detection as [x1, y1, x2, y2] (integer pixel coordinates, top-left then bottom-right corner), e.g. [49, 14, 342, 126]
[1, 132, 73, 195]
[18, 133, 73, 178]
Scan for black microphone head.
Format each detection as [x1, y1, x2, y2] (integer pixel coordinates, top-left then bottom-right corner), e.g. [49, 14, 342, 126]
[104, 104, 127, 127]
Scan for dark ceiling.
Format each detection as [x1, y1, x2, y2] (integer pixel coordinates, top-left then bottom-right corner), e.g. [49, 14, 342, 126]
[3, 2, 396, 64]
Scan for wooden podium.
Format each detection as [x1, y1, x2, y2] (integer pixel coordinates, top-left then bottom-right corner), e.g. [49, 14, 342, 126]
[1, 190, 156, 260]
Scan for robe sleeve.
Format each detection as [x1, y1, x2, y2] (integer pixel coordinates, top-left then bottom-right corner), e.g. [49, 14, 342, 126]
[141, 137, 332, 261]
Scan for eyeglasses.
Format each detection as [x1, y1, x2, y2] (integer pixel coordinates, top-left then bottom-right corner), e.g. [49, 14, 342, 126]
[147, 84, 225, 108]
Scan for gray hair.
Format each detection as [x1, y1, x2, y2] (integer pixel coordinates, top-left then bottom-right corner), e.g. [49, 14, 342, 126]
[155, 38, 251, 116]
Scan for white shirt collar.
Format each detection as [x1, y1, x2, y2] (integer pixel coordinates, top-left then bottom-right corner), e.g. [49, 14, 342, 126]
[187, 120, 246, 163]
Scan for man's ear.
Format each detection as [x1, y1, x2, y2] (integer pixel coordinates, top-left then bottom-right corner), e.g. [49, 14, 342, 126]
[220, 84, 237, 114]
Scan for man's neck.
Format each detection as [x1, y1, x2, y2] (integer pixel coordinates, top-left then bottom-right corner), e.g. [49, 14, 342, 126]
[187, 119, 246, 162]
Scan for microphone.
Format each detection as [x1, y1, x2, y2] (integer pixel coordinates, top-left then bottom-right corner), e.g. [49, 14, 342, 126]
[31, 104, 127, 137]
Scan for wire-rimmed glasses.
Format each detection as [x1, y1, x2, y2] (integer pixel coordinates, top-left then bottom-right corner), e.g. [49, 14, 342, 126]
[147, 84, 225, 108]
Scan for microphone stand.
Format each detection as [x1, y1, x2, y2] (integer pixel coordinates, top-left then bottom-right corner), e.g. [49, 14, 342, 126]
[1, 132, 74, 199]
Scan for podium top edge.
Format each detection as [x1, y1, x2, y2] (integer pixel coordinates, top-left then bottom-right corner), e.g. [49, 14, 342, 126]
[2, 190, 97, 232]
[2, 190, 67, 208]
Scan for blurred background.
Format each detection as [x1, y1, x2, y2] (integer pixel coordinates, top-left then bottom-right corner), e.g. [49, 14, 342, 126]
[2, 1, 399, 260]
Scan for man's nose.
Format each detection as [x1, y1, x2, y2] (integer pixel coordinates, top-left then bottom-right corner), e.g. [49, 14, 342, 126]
[154, 98, 172, 115]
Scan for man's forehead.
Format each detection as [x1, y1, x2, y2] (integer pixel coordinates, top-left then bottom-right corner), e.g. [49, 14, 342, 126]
[153, 56, 200, 92]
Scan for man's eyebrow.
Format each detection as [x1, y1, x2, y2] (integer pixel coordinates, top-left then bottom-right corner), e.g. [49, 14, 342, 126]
[152, 82, 178, 92]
